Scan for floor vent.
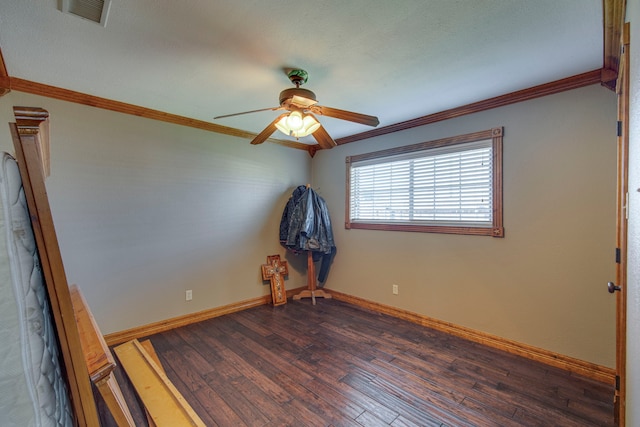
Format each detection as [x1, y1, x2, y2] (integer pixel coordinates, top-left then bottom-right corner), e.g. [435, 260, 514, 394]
[60, 0, 111, 26]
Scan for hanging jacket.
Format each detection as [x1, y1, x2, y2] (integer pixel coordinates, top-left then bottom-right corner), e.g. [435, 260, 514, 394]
[279, 185, 307, 248]
[284, 187, 334, 254]
[279, 186, 336, 283]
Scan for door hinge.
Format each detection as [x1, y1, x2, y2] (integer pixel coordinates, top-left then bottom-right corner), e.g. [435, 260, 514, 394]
[617, 121, 622, 137]
[616, 247, 621, 264]
[616, 375, 620, 391]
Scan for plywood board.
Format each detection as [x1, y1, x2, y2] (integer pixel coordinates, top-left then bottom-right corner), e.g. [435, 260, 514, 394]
[114, 340, 205, 427]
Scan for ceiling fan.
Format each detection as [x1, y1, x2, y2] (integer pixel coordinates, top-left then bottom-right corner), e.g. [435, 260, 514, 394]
[213, 69, 379, 150]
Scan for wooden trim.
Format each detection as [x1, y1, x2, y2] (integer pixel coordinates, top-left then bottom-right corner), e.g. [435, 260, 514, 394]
[104, 286, 307, 346]
[106, 285, 615, 385]
[5, 76, 309, 151]
[71, 283, 136, 426]
[0, 49, 9, 96]
[326, 289, 616, 384]
[347, 222, 499, 236]
[113, 339, 206, 427]
[95, 374, 136, 427]
[344, 157, 351, 229]
[71, 284, 116, 383]
[614, 21, 630, 426]
[345, 127, 504, 237]
[336, 70, 602, 145]
[346, 128, 498, 163]
[602, 0, 627, 89]
[0, 48, 602, 154]
[0, 76, 10, 97]
[0, 41, 602, 153]
[492, 127, 504, 237]
[0, 48, 8, 77]
[10, 110, 100, 425]
[12, 107, 50, 177]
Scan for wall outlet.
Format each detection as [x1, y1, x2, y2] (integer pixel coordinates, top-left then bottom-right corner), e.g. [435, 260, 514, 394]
[392, 284, 398, 295]
[185, 289, 193, 301]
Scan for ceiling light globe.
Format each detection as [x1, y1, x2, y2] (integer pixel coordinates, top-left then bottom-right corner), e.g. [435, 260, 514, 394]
[302, 116, 321, 135]
[286, 111, 304, 131]
[275, 116, 290, 135]
[290, 115, 321, 138]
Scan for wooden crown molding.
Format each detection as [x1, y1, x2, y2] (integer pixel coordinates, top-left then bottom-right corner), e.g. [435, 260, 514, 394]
[0, 0, 622, 147]
[0, 46, 604, 157]
[2, 75, 311, 151]
[0, 7, 614, 153]
[3, 71, 603, 153]
[336, 69, 602, 145]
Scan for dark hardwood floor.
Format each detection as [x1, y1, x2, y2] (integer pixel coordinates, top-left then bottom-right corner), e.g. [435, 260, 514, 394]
[98, 299, 615, 426]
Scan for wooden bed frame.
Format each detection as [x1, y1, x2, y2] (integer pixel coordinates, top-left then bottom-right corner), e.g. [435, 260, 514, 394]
[10, 106, 101, 426]
[10, 106, 204, 427]
[70, 284, 135, 426]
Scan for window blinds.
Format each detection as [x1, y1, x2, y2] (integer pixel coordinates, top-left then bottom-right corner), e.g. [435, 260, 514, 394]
[350, 140, 493, 226]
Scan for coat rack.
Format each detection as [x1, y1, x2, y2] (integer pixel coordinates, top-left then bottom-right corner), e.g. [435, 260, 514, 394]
[280, 184, 334, 305]
[292, 251, 332, 305]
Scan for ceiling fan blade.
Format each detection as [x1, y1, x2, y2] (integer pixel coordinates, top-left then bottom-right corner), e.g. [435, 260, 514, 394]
[214, 106, 281, 120]
[250, 113, 288, 145]
[310, 121, 337, 150]
[310, 105, 379, 127]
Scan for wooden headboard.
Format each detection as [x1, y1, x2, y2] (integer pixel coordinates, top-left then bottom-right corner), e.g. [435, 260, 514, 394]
[10, 107, 100, 426]
[9, 107, 201, 427]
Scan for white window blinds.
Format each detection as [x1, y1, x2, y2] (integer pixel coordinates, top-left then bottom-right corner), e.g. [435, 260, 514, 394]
[350, 140, 493, 227]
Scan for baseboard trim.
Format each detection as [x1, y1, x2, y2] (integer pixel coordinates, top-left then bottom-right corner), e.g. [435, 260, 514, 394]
[326, 290, 616, 384]
[104, 287, 615, 384]
[104, 287, 306, 346]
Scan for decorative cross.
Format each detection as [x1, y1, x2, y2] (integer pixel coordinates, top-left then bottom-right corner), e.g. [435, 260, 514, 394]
[261, 255, 288, 306]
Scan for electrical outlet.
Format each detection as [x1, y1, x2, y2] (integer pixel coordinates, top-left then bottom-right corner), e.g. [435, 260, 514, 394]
[185, 289, 193, 301]
[392, 284, 398, 295]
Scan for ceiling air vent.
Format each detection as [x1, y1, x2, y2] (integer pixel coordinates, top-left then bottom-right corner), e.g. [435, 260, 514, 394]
[60, 0, 111, 26]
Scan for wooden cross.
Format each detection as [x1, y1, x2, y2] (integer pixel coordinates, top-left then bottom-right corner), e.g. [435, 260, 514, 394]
[261, 255, 288, 306]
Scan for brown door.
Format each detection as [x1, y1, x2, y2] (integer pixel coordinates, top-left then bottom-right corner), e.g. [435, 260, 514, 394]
[612, 22, 629, 426]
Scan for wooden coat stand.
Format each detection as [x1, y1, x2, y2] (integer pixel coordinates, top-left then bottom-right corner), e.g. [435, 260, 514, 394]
[289, 185, 332, 305]
[292, 251, 331, 305]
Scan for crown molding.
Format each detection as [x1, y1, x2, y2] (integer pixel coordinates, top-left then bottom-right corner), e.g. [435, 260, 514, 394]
[2, 70, 602, 153]
[1, 0, 621, 154]
[2, 74, 310, 151]
[336, 69, 602, 145]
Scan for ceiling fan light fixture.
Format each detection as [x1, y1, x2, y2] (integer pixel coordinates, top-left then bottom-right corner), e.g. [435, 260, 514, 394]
[275, 116, 291, 135]
[215, 69, 377, 148]
[286, 111, 304, 131]
[296, 115, 321, 137]
[276, 112, 320, 138]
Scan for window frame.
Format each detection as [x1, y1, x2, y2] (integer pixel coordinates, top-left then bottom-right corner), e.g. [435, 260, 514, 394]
[345, 127, 504, 237]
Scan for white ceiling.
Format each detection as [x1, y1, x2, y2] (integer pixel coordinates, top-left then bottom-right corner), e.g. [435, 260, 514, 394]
[0, 1, 603, 145]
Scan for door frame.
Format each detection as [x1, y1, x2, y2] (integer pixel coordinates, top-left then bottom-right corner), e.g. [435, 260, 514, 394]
[614, 21, 630, 427]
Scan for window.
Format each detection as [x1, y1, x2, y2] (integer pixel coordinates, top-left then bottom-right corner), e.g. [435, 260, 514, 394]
[346, 127, 503, 237]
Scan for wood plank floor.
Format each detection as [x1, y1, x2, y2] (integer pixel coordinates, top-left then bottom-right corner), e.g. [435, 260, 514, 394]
[97, 299, 615, 426]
